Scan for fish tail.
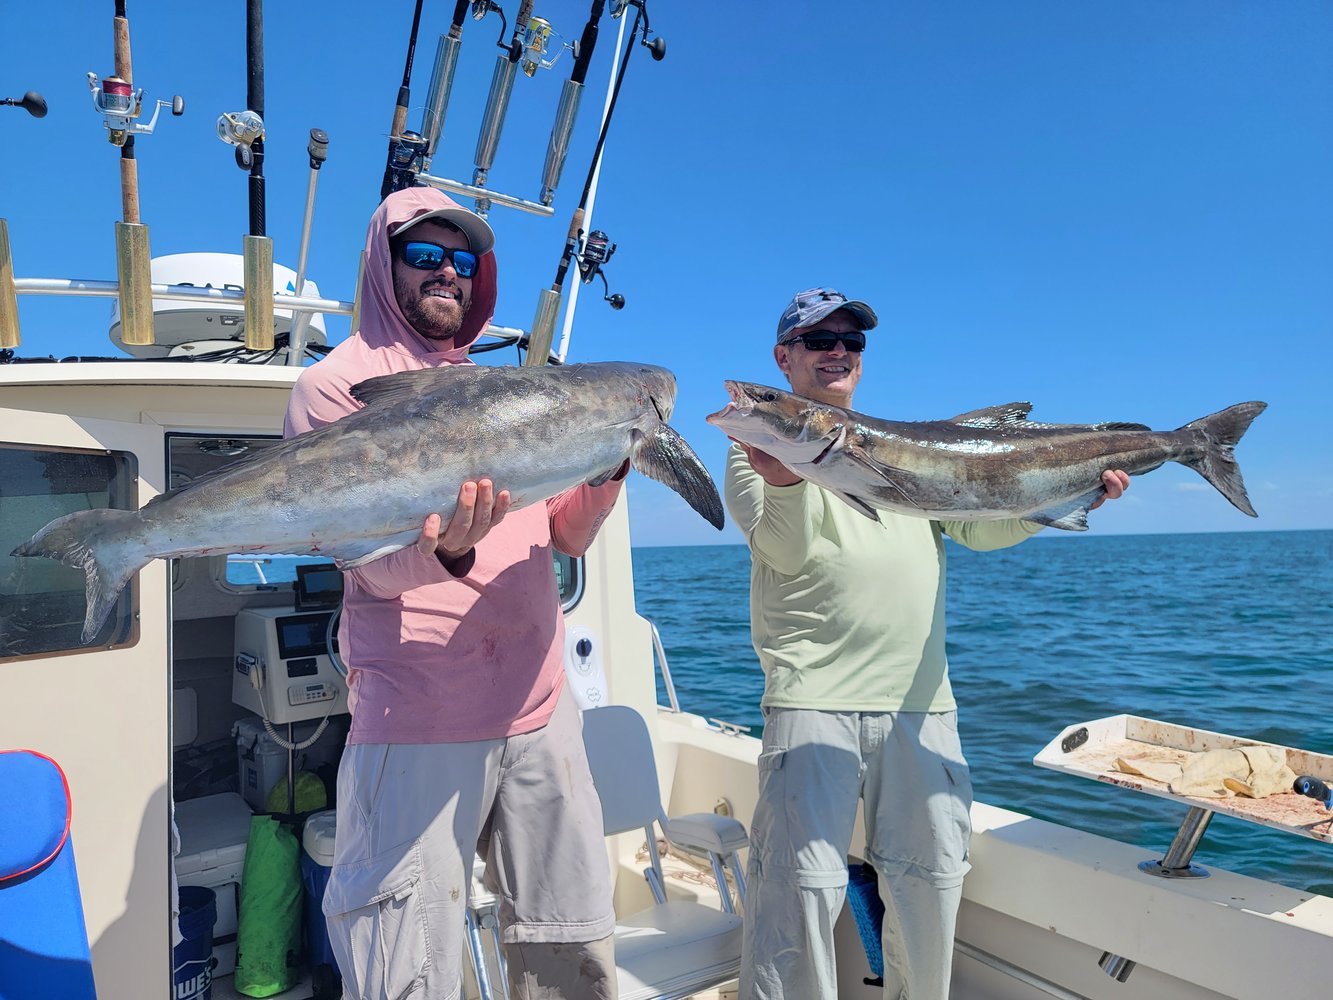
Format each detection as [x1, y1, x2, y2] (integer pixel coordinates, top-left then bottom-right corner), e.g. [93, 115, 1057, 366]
[10, 509, 145, 643]
[1177, 401, 1267, 517]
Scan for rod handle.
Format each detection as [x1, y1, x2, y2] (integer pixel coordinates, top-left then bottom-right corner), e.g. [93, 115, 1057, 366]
[114, 15, 133, 83]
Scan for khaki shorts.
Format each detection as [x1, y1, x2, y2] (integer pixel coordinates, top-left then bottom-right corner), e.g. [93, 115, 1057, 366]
[322, 687, 614, 1000]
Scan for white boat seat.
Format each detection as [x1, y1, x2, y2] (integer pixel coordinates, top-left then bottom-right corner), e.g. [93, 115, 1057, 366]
[464, 704, 749, 1000]
[614, 900, 743, 1000]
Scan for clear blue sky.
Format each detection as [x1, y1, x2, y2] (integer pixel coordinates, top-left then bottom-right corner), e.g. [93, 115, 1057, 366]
[3, 2, 1330, 546]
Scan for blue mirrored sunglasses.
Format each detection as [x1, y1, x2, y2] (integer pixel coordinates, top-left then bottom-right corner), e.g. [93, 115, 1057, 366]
[781, 330, 866, 353]
[399, 241, 478, 278]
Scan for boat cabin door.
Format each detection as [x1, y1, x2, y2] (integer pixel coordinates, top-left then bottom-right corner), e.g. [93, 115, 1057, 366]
[0, 407, 171, 998]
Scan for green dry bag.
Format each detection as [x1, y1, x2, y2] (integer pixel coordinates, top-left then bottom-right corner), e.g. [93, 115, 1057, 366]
[233, 815, 303, 997]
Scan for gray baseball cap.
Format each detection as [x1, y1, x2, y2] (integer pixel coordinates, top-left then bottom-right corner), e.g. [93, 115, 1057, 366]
[775, 287, 878, 343]
[391, 204, 495, 256]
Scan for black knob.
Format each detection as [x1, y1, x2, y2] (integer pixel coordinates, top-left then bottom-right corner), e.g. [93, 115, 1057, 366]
[575, 638, 592, 659]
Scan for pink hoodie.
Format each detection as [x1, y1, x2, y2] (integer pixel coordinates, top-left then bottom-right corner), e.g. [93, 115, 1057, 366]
[285, 189, 624, 743]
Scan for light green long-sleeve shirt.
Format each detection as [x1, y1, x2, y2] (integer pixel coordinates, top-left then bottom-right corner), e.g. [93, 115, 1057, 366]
[724, 443, 1042, 713]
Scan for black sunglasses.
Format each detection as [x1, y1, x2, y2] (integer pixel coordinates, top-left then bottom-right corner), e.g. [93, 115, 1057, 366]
[782, 330, 866, 353]
[399, 241, 479, 278]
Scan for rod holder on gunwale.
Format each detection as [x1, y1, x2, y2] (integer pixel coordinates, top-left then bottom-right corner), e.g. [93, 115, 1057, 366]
[115, 222, 154, 346]
[244, 235, 274, 351]
[0, 220, 19, 348]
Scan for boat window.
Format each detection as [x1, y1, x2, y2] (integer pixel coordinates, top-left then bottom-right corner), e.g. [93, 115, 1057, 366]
[555, 552, 583, 612]
[0, 444, 138, 660]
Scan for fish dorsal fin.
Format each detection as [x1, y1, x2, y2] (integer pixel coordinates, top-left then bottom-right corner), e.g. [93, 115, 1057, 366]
[1090, 421, 1152, 432]
[350, 368, 481, 409]
[949, 402, 1034, 427]
[828, 489, 881, 522]
[631, 424, 725, 529]
[844, 445, 922, 511]
[1022, 486, 1107, 532]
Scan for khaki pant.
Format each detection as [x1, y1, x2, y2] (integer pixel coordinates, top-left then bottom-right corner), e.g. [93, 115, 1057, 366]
[322, 688, 617, 1000]
[739, 709, 972, 1000]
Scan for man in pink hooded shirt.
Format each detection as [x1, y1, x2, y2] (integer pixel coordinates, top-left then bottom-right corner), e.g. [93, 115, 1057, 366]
[286, 188, 624, 1000]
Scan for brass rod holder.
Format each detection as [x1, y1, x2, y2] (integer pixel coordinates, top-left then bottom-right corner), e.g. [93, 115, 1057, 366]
[523, 287, 561, 368]
[0, 220, 19, 349]
[350, 250, 367, 336]
[243, 235, 274, 351]
[115, 221, 155, 346]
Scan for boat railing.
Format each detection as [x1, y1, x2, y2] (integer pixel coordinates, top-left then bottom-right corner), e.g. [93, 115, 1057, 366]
[646, 617, 680, 713]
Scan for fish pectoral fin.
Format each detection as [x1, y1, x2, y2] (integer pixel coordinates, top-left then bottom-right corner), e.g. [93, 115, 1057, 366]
[1023, 489, 1106, 532]
[586, 465, 622, 488]
[829, 489, 881, 521]
[326, 530, 422, 569]
[843, 446, 922, 511]
[949, 401, 1034, 427]
[632, 424, 725, 529]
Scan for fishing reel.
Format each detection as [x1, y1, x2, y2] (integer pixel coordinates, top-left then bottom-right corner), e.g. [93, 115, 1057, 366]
[472, 0, 522, 61]
[216, 109, 265, 169]
[520, 16, 570, 77]
[609, 0, 666, 60]
[382, 130, 429, 195]
[577, 230, 625, 310]
[87, 73, 184, 147]
[1, 91, 47, 118]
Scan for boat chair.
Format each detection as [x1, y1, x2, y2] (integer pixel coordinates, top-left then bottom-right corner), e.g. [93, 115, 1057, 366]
[586, 704, 748, 1000]
[0, 750, 98, 1000]
[465, 704, 750, 1000]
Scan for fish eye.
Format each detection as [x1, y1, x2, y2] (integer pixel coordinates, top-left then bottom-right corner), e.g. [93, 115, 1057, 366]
[763, 391, 777, 402]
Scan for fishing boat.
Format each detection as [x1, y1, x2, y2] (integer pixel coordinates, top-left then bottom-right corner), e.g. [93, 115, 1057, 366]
[2, 3, 1330, 999]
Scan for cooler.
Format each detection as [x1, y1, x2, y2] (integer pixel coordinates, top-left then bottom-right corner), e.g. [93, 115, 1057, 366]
[175, 792, 253, 977]
[300, 809, 342, 996]
[233, 715, 346, 813]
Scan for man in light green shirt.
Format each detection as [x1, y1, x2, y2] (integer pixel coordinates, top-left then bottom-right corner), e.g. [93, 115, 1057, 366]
[729, 287, 1128, 1000]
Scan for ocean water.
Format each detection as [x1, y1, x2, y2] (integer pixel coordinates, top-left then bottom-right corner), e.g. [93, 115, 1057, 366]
[631, 530, 1333, 896]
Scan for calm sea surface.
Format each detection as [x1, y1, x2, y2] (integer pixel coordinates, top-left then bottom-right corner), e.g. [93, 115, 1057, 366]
[631, 530, 1333, 895]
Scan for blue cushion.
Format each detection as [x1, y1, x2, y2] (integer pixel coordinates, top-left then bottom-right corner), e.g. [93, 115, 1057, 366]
[0, 750, 98, 1000]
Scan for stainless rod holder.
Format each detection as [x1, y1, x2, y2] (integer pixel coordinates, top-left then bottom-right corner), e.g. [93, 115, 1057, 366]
[243, 234, 274, 351]
[472, 55, 519, 212]
[539, 78, 583, 205]
[422, 34, 462, 166]
[416, 173, 555, 218]
[0, 219, 19, 348]
[523, 287, 561, 367]
[1099, 805, 1215, 982]
[115, 221, 155, 346]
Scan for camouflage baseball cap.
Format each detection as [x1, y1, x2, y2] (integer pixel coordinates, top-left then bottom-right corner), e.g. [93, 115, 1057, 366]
[776, 287, 878, 343]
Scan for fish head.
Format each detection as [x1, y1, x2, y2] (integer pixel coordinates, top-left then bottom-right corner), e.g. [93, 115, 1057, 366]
[633, 364, 679, 421]
[707, 381, 846, 466]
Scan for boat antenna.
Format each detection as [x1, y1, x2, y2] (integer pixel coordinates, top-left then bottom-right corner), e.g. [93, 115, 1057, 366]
[380, 0, 428, 200]
[1, 91, 48, 118]
[523, 0, 664, 368]
[87, 1, 184, 349]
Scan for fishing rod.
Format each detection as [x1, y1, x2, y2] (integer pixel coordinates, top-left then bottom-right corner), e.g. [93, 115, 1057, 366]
[380, 0, 427, 200]
[523, 0, 664, 368]
[87, 1, 184, 348]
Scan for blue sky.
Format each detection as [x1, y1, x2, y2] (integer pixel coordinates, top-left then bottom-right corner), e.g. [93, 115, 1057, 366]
[3, 2, 1330, 547]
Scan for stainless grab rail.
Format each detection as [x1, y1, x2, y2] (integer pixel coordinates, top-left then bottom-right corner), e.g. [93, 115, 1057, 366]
[646, 618, 680, 713]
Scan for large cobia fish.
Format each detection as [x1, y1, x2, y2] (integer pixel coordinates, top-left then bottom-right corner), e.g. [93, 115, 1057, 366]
[15, 362, 724, 642]
[708, 381, 1265, 530]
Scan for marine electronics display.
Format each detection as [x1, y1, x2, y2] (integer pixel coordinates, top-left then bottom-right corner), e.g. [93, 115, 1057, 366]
[232, 606, 349, 724]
